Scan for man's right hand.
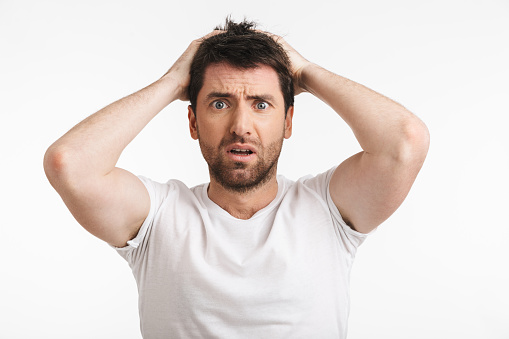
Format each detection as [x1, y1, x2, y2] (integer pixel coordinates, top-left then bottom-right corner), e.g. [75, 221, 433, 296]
[43, 31, 220, 247]
[162, 30, 224, 101]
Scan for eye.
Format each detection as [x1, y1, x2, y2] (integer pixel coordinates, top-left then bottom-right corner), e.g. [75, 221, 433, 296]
[213, 100, 227, 109]
[256, 102, 269, 110]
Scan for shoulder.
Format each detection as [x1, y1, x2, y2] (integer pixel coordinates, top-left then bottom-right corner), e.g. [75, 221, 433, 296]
[138, 176, 198, 199]
[135, 177, 210, 220]
[299, 167, 337, 195]
[278, 167, 368, 249]
[114, 178, 206, 255]
[276, 167, 337, 212]
[279, 167, 337, 201]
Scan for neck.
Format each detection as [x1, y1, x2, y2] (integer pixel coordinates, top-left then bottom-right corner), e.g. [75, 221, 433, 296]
[207, 176, 279, 220]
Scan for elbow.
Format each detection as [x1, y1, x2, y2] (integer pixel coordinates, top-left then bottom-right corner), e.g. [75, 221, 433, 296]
[44, 145, 64, 174]
[411, 118, 430, 160]
[394, 117, 430, 166]
[43, 145, 76, 187]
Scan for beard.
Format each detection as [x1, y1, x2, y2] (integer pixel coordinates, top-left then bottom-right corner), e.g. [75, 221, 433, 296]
[198, 133, 284, 194]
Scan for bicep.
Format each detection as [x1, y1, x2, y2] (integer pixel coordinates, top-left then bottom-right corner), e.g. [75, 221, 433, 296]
[57, 167, 150, 247]
[330, 151, 423, 234]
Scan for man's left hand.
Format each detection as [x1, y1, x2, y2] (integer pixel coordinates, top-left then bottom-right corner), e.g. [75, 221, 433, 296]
[268, 33, 312, 95]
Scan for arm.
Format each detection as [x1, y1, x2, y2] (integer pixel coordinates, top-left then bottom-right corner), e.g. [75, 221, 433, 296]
[43, 32, 219, 247]
[279, 38, 430, 234]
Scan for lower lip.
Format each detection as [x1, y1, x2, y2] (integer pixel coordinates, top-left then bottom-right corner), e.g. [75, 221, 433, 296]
[226, 151, 256, 162]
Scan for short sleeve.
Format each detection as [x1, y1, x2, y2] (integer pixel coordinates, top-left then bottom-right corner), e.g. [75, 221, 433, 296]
[301, 167, 369, 250]
[113, 175, 174, 263]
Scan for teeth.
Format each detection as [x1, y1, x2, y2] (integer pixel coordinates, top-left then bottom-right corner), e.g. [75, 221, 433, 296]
[230, 148, 252, 154]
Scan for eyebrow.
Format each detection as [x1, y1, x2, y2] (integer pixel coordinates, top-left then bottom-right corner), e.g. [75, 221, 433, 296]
[204, 92, 276, 103]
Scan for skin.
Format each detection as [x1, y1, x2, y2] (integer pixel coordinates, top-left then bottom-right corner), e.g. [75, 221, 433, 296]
[188, 63, 293, 219]
[44, 29, 429, 248]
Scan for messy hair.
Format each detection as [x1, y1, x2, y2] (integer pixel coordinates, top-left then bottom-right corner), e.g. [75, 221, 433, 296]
[188, 18, 294, 115]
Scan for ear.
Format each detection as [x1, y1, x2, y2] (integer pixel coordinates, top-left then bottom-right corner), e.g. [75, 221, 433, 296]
[284, 106, 294, 139]
[188, 106, 198, 140]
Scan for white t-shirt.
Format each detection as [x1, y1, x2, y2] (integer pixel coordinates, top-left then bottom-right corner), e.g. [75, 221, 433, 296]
[115, 167, 368, 339]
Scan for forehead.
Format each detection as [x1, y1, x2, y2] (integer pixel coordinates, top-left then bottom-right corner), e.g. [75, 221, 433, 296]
[200, 63, 283, 99]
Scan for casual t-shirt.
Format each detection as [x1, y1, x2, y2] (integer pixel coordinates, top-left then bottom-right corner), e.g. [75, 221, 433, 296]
[115, 167, 368, 339]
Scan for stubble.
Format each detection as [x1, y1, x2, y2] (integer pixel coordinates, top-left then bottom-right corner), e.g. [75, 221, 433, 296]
[198, 133, 284, 194]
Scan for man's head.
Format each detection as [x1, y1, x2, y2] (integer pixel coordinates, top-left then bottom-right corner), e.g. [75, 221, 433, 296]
[187, 18, 295, 193]
[188, 62, 293, 193]
[188, 18, 294, 116]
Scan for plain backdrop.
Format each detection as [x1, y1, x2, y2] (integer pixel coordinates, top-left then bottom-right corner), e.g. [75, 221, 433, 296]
[1, 0, 508, 338]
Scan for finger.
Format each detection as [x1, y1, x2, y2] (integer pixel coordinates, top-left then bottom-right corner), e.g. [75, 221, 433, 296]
[199, 29, 226, 41]
[254, 29, 282, 42]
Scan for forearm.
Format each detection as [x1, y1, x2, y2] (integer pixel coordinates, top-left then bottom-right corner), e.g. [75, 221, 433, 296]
[45, 75, 180, 181]
[300, 63, 429, 159]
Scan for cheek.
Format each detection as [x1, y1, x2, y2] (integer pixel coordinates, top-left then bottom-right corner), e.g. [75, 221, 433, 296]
[259, 117, 286, 138]
[197, 120, 226, 143]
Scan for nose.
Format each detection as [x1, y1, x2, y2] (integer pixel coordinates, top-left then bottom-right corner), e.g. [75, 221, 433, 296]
[229, 104, 253, 137]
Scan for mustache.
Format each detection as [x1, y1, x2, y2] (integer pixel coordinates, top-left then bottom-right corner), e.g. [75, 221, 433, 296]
[219, 135, 260, 148]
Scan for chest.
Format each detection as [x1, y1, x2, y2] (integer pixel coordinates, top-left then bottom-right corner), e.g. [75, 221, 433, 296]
[138, 200, 351, 327]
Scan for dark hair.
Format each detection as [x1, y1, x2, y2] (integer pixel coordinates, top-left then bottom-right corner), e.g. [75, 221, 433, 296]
[188, 18, 294, 115]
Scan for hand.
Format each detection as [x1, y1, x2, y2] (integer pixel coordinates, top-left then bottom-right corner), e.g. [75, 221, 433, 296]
[268, 34, 313, 95]
[161, 30, 224, 101]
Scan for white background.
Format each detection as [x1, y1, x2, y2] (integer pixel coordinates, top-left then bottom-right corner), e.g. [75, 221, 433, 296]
[1, 0, 508, 338]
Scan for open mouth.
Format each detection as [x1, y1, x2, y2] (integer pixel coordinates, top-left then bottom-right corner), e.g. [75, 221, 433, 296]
[229, 148, 254, 155]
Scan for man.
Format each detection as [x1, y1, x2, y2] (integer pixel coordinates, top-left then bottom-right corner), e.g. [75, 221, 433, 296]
[44, 19, 429, 338]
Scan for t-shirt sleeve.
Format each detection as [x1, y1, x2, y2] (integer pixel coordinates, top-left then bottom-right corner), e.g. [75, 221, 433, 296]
[113, 175, 174, 263]
[301, 166, 369, 251]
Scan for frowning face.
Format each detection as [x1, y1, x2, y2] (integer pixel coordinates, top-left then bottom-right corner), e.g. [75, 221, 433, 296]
[188, 62, 293, 193]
